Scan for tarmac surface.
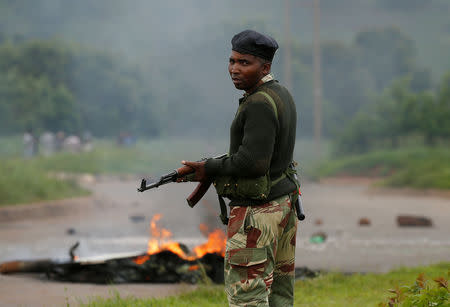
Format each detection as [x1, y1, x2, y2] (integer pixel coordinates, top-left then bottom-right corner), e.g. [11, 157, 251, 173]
[0, 176, 449, 306]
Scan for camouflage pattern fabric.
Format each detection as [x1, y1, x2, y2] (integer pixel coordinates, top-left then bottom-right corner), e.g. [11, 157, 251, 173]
[225, 194, 298, 307]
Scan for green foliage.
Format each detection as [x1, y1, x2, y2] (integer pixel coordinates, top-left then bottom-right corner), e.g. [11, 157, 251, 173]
[0, 39, 160, 137]
[79, 263, 450, 307]
[379, 272, 449, 307]
[292, 26, 428, 137]
[355, 26, 417, 91]
[334, 73, 449, 155]
[1, 0, 450, 140]
[316, 146, 450, 189]
[0, 69, 80, 134]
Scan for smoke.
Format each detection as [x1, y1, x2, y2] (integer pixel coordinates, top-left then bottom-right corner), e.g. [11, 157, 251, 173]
[1, 0, 446, 137]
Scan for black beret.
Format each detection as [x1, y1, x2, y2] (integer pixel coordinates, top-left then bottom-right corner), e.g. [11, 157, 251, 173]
[231, 29, 279, 62]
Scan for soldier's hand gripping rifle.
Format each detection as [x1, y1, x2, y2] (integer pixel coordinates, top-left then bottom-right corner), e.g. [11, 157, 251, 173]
[137, 154, 227, 208]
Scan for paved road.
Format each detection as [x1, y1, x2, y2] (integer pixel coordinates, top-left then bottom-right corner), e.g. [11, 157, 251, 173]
[0, 177, 449, 306]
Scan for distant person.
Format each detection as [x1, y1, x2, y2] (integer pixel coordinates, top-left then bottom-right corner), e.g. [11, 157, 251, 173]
[40, 131, 55, 156]
[82, 131, 94, 152]
[23, 127, 38, 158]
[63, 135, 81, 153]
[55, 131, 65, 152]
[117, 132, 126, 146]
[181, 30, 300, 306]
[117, 132, 136, 147]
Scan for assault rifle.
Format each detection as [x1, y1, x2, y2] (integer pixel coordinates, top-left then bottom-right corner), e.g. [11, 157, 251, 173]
[137, 153, 227, 207]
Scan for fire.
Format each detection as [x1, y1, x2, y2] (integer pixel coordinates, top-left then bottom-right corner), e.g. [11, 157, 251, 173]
[133, 214, 226, 265]
[193, 227, 227, 258]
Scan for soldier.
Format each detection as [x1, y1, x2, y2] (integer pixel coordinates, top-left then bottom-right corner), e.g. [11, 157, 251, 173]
[183, 29, 299, 306]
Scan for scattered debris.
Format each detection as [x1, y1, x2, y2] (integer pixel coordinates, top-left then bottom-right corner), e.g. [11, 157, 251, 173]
[69, 242, 80, 261]
[1, 238, 321, 284]
[294, 267, 320, 280]
[310, 231, 327, 244]
[0, 251, 223, 284]
[314, 218, 323, 226]
[66, 228, 76, 235]
[0, 259, 54, 274]
[397, 215, 433, 227]
[129, 215, 146, 223]
[51, 250, 224, 284]
[358, 217, 371, 226]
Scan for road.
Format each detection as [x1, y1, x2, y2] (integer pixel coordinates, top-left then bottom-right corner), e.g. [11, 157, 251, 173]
[0, 176, 449, 306]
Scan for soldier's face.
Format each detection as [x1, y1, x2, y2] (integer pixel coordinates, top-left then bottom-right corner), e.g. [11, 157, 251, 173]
[228, 51, 270, 92]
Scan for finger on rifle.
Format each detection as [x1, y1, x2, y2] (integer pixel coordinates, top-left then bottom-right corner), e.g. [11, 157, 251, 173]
[176, 176, 186, 183]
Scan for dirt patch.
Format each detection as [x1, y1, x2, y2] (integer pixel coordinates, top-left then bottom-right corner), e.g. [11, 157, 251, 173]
[320, 176, 450, 199]
[319, 176, 380, 185]
[367, 186, 450, 199]
[0, 197, 92, 223]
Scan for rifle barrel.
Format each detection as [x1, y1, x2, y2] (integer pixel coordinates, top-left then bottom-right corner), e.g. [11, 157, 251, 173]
[137, 154, 227, 193]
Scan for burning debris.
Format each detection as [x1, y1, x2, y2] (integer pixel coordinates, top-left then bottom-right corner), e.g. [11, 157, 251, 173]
[48, 249, 224, 284]
[0, 214, 318, 284]
[1, 214, 227, 284]
[0, 249, 224, 284]
[134, 214, 227, 262]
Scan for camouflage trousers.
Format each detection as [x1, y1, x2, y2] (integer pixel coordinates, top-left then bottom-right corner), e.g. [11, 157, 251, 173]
[225, 194, 298, 307]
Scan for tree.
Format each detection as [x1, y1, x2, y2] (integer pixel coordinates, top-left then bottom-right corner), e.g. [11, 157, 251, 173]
[0, 39, 162, 137]
[355, 27, 417, 91]
[296, 41, 375, 136]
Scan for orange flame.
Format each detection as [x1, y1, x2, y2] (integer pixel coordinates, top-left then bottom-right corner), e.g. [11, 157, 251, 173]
[133, 215, 226, 265]
[188, 265, 199, 271]
[193, 227, 227, 258]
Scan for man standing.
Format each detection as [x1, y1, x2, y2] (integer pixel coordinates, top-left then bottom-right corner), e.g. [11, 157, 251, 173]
[183, 29, 299, 306]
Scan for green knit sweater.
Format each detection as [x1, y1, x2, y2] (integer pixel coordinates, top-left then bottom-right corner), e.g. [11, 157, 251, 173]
[205, 80, 297, 205]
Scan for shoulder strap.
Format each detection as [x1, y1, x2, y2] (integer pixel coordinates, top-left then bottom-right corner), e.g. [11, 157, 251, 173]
[256, 91, 278, 120]
[236, 91, 278, 120]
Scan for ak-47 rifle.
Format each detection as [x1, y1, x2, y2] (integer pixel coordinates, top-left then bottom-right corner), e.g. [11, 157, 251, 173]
[137, 153, 227, 208]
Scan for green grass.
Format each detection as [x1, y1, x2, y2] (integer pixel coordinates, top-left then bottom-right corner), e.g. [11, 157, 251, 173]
[0, 137, 327, 206]
[0, 136, 326, 178]
[32, 138, 228, 175]
[79, 262, 449, 307]
[0, 135, 22, 157]
[0, 137, 229, 206]
[315, 146, 450, 189]
[0, 159, 89, 206]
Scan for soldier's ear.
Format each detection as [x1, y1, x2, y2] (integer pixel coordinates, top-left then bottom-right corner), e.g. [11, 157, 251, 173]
[262, 62, 271, 75]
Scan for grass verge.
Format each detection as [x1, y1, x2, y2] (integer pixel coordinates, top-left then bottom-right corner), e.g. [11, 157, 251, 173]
[0, 137, 227, 206]
[79, 262, 449, 307]
[315, 147, 450, 189]
[0, 159, 89, 207]
[0, 137, 325, 206]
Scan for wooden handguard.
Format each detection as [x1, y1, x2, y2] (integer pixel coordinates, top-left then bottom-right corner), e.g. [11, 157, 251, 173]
[176, 165, 195, 177]
[186, 181, 212, 208]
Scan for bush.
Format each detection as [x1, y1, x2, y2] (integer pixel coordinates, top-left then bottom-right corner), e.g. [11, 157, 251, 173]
[379, 273, 449, 307]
